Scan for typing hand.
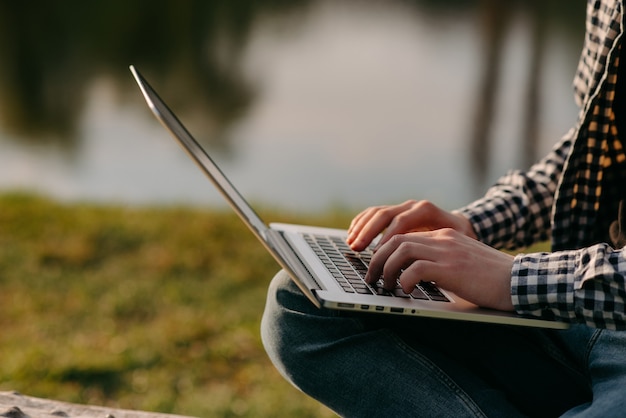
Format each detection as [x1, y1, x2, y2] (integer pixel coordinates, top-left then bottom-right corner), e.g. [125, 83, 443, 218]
[346, 200, 477, 252]
[365, 228, 515, 311]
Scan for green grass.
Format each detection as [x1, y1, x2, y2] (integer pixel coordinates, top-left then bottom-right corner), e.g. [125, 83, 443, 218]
[0, 193, 552, 417]
[0, 193, 349, 417]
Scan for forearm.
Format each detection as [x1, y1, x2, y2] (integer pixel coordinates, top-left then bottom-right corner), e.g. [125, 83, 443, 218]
[512, 244, 626, 330]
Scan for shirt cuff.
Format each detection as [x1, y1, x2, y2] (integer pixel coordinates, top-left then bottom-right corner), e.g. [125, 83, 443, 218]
[511, 251, 578, 322]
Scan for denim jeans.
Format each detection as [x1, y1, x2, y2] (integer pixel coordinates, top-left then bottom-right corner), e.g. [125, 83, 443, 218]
[261, 270, 626, 417]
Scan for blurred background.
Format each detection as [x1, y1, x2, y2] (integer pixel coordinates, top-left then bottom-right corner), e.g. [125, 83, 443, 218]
[0, 0, 586, 214]
[0, 1, 590, 416]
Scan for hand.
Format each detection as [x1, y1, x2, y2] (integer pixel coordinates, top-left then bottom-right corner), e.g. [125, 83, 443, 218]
[347, 200, 477, 252]
[365, 228, 515, 311]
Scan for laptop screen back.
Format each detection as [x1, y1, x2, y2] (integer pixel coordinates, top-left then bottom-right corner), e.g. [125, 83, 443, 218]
[130, 65, 271, 242]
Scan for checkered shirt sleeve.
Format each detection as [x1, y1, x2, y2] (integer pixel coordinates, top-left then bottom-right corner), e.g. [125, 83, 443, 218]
[456, 131, 574, 251]
[513, 245, 626, 329]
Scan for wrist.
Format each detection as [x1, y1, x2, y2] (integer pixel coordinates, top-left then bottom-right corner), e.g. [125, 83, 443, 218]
[451, 210, 478, 240]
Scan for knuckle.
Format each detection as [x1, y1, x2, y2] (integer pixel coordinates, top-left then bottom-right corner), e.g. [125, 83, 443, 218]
[393, 212, 410, 225]
[396, 240, 414, 255]
[437, 227, 457, 238]
[407, 200, 439, 221]
[389, 234, 407, 246]
[413, 199, 435, 212]
[374, 205, 395, 221]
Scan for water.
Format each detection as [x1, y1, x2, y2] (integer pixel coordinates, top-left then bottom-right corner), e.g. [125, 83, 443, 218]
[0, 0, 584, 213]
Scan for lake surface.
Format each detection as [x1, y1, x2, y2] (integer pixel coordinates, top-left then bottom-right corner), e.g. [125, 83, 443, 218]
[0, 0, 585, 213]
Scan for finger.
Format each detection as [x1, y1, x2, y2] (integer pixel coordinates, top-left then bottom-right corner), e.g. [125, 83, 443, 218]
[347, 207, 390, 251]
[373, 201, 434, 250]
[398, 259, 441, 294]
[347, 207, 378, 241]
[381, 240, 438, 289]
[349, 202, 415, 251]
[348, 206, 375, 232]
[373, 227, 402, 252]
[364, 234, 399, 285]
[366, 235, 437, 289]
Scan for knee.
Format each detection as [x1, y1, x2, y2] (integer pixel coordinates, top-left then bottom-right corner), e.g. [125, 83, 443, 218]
[261, 270, 309, 342]
[260, 270, 292, 354]
[260, 270, 352, 390]
[260, 270, 313, 383]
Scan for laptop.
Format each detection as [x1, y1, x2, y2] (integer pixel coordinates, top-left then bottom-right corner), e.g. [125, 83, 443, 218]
[129, 65, 568, 330]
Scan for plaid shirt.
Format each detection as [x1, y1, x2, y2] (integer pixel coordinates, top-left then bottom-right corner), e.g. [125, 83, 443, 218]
[458, 0, 626, 329]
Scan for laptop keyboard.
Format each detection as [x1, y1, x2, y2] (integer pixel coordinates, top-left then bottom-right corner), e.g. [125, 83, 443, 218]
[303, 233, 450, 302]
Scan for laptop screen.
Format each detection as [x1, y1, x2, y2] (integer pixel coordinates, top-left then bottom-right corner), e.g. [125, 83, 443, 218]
[130, 65, 271, 241]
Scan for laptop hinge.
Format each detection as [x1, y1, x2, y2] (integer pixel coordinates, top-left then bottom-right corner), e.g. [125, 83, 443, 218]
[265, 229, 323, 307]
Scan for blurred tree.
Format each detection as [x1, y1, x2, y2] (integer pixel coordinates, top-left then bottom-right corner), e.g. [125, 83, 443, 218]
[0, 0, 311, 148]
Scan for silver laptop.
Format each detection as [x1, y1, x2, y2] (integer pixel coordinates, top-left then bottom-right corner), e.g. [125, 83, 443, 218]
[129, 65, 568, 330]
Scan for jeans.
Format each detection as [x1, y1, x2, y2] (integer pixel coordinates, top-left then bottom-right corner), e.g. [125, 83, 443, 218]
[261, 270, 626, 417]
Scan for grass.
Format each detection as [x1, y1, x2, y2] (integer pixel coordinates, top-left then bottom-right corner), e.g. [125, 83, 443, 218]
[0, 192, 350, 417]
[0, 193, 552, 417]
